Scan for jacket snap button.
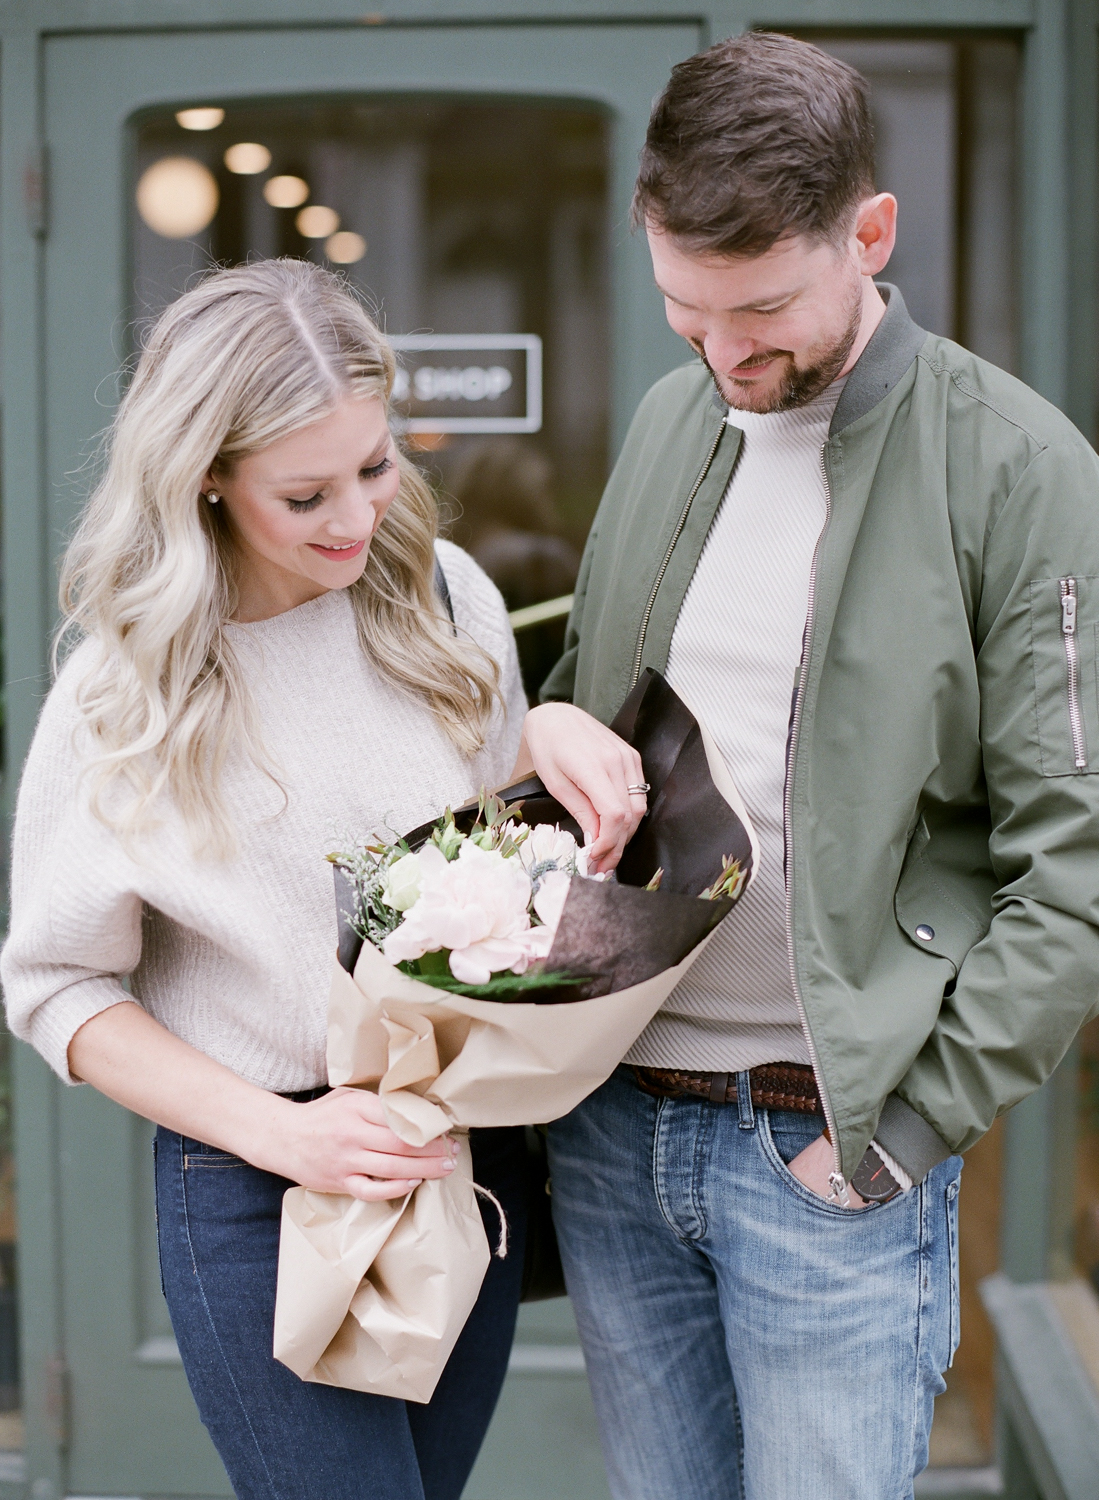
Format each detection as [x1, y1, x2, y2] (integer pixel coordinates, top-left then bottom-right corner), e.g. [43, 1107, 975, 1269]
[915, 924, 935, 942]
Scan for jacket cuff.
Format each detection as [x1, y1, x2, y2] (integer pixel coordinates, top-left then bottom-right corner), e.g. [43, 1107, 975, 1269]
[873, 1093, 952, 1184]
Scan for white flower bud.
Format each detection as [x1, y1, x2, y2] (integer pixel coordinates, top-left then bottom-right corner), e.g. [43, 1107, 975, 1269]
[381, 852, 423, 911]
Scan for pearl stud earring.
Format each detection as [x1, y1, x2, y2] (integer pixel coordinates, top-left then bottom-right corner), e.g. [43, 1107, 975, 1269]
[206, 492, 221, 504]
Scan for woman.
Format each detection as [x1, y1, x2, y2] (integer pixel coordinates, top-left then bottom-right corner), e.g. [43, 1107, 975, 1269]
[0, 260, 642, 1500]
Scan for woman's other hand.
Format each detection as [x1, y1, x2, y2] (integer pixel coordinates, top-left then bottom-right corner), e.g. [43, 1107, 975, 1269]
[518, 703, 646, 873]
[68, 1003, 455, 1203]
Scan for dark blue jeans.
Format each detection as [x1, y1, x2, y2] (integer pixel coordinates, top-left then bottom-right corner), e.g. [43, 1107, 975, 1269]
[154, 1113, 526, 1500]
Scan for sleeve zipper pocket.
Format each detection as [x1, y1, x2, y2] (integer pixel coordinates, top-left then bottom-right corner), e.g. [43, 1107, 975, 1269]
[1060, 577, 1088, 770]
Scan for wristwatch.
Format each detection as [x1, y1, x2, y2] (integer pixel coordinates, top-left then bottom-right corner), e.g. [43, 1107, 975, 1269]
[821, 1126, 904, 1203]
[849, 1144, 902, 1203]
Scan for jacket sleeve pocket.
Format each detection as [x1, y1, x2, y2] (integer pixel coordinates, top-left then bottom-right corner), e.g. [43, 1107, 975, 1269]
[1027, 576, 1099, 776]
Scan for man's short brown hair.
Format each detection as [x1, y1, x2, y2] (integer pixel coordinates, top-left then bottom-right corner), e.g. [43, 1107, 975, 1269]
[633, 32, 875, 257]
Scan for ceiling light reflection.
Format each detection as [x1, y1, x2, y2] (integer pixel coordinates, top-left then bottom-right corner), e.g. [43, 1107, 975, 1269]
[176, 107, 225, 131]
[296, 205, 340, 238]
[263, 175, 309, 208]
[326, 231, 367, 264]
[136, 157, 219, 238]
[224, 142, 272, 175]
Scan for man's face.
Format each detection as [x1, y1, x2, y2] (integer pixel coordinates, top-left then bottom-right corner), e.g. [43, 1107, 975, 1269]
[647, 207, 887, 413]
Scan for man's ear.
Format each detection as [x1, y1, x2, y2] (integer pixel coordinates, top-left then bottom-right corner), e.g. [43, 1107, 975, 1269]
[853, 193, 897, 277]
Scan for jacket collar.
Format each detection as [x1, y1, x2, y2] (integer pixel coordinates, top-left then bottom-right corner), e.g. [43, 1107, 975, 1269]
[708, 282, 926, 434]
[830, 283, 926, 435]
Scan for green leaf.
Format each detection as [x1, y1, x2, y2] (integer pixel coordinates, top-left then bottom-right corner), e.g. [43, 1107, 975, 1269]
[400, 949, 452, 978]
[402, 969, 592, 1001]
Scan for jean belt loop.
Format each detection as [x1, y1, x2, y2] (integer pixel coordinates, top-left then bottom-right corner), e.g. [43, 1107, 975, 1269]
[736, 1070, 756, 1130]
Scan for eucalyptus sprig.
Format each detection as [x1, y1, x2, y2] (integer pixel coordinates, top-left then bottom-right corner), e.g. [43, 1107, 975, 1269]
[701, 856, 746, 902]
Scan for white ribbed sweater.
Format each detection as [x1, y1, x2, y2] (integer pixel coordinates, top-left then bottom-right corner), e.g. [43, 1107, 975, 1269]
[1, 542, 526, 1089]
[628, 380, 844, 1071]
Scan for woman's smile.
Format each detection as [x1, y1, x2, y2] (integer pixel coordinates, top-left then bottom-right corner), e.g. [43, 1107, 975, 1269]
[307, 538, 367, 561]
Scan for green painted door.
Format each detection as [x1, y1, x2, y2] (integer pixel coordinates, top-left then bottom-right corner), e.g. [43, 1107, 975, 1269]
[25, 18, 701, 1500]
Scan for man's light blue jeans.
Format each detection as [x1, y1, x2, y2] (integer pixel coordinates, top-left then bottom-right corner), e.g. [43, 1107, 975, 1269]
[547, 1066, 963, 1500]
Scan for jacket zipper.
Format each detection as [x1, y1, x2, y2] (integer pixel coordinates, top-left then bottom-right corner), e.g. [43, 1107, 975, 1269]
[629, 422, 726, 689]
[1060, 578, 1088, 770]
[784, 445, 847, 1202]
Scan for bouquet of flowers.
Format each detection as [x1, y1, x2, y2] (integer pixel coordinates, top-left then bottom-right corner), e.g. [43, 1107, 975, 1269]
[273, 671, 758, 1403]
[327, 789, 744, 1003]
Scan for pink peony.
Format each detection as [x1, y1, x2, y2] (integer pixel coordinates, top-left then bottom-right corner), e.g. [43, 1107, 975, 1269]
[383, 842, 544, 985]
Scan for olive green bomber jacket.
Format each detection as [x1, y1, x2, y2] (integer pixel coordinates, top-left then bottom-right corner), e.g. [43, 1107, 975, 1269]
[541, 286, 1099, 1184]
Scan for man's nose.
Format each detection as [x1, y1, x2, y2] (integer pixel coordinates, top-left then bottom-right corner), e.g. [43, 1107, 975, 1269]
[704, 331, 763, 374]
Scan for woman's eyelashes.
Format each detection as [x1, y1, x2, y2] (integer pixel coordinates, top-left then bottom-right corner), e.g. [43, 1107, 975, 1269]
[283, 457, 392, 512]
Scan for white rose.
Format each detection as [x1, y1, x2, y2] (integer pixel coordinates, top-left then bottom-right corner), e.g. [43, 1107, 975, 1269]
[380, 851, 424, 911]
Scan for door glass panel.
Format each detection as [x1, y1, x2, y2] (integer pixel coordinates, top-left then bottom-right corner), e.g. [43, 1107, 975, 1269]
[797, 31, 1022, 1474]
[132, 99, 610, 699]
[803, 37, 1020, 368]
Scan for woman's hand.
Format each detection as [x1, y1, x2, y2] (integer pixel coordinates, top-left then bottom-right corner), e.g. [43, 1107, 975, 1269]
[255, 1086, 456, 1202]
[68, 1003, 456, 1203]
[518, 703, 647, 873]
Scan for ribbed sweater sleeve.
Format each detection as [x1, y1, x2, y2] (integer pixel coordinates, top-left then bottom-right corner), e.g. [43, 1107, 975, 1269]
[3, 649, 144, 1081]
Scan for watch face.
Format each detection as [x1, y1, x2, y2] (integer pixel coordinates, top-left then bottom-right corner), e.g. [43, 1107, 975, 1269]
[851, 1146, 902, 1203]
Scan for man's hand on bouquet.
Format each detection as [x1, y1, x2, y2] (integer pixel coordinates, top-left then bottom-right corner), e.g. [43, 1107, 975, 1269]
[786, 1132, 867, 1209]
[519, 703, 647, 873]
[261, 1086, 457, 1201]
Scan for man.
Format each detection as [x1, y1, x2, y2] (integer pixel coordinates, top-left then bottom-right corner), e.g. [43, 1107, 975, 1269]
[523, 31, 1099, 1499]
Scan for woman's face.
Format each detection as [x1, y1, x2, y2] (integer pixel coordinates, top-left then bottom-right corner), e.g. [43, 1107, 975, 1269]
[210, 393, 401, 621]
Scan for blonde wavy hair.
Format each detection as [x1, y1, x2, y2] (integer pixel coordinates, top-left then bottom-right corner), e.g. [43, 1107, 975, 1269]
[59, 258, 502, 856]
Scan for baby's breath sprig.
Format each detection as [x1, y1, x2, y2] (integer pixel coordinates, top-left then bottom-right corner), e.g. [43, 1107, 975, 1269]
[326, 838, 408, 948]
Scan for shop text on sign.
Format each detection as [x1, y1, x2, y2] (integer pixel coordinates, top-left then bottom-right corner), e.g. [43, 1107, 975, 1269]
[390, 334, 542, 434]
[394, 364, 513, 404]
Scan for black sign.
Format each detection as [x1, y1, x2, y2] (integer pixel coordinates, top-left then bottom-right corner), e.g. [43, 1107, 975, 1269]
[389, 335, 542, 433]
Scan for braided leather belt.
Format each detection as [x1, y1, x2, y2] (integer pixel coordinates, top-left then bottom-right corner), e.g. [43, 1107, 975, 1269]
[631, 1062, 821, 1114]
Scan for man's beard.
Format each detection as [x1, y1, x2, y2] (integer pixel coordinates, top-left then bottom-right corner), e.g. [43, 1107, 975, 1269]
[701, 282, 864, 415]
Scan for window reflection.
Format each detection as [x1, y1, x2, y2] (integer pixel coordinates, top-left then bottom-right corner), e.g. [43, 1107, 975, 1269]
[132, 99, 609, 698]
[450, 439, 580, 694]
[804, 37, 1019, 368]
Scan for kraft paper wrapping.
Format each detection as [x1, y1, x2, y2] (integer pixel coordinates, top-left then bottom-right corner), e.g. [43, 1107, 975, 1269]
[273, 930, 719, 1403]
[273, 678, 756, 1403]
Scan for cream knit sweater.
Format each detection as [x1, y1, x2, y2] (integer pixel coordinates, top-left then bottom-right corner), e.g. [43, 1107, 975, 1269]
[1, 541, 526, 1089]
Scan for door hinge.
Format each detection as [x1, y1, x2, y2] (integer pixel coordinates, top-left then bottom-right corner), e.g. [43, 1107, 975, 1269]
[43, 1355, 69, 1447]
[23, 144, 48, 238]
